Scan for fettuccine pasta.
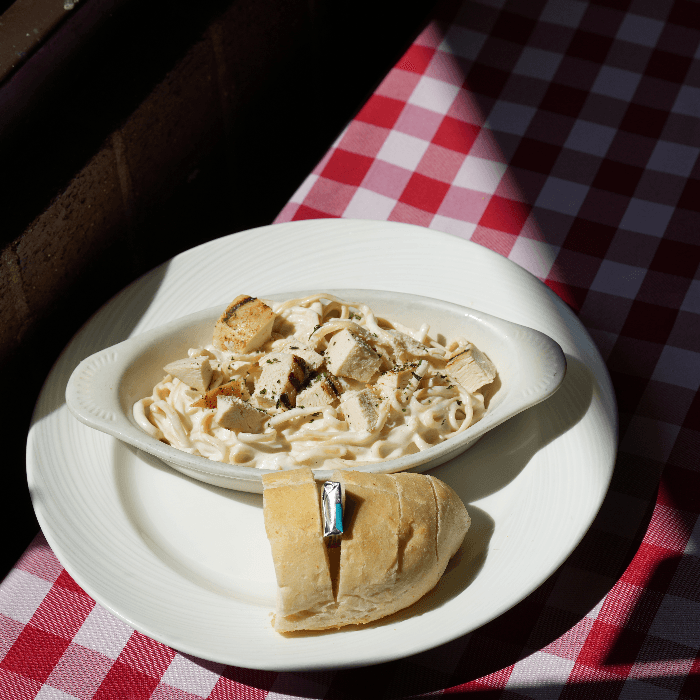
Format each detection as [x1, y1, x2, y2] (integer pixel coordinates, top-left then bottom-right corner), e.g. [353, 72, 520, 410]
[133, 293, 497, 470]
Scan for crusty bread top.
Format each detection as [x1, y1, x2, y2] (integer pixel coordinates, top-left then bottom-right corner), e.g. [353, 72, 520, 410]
[428, 475, 471, 568]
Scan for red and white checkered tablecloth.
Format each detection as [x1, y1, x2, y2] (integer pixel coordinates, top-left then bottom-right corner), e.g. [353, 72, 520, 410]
[3, 0, 700, 697]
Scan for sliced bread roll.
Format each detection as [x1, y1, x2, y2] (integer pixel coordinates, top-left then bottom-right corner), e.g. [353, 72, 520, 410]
[262, 467, 470, 633]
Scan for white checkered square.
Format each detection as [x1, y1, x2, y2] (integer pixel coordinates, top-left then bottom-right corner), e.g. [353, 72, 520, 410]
[564, 119, 617, 156]
[508, 236, 558, 279]
[591, 65, 642, 101]
[647, 140, 700, 178]
[506, 650, 575, 698]
[486, 100, 537, 136]
[620, 416, 680, 462]
[72, 603, 133, 660]
[535, 177, 589, 216]
[512, 47, 563, 81]
[619, 198, 675, 237]
[407, 75, 461, 116]
[651, 345, 700, 390]
[431, 214, 477, 239]
[686, 520, 700, 555]
[616, 13, 665, 47]
[453, 155, 507, 193]
[161, 653, 224, 696]
[681, 280, 700, 314]
[0, 569, 52, 624]
[376, 130, 430, 171]
[35, 687, 78, 700]
[343, 187, 397, 220]
[540, 0, 587, 28]
[672, 84, 700, 117]
[441, 26, 487, 61]
[591, 259, 651, 300]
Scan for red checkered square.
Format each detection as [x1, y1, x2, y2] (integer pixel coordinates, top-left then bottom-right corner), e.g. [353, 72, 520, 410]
[53, 569, 87, 595]
[416, 143, 465, 183]
[302, 177, 357, 216]
[399, 172, 450, 213]
[337, 121, 390, 158]
[676, 176, 700, 213]
[491, 10, 536, 44]
[563, 219, 615, 258]
[621, 300, 678, 344]
[150, 683, 204, 700]
[567, 29, 614, 63]
[465, 64, 510, 98]
[669, 1, 700, 28]
[573, 618, 637, 677]
[682, 390, 700, 432]
[355, 94, 405, 129]
[577, 188, 630, 226]
[609, 371, 647, 415]
[592, 160, 644, 197]
[471, 226, 518, 257]
[540, 83, 588, 118]
[93, 660, 160, 700]
[662, 465, 700, 515]
[637, 270, 691, 308]
[0, 624, 70, 683]
[397, 44, 436, 74]
[649, 238, 700, 278]
[46, 643, 113, 700]
[510, 137, 562, 174]
[478, 195, 531, 235]
[29, 582, 95, 638]
[620, 103, 669, 139]
[291, 204, 337, 221]
[0, 668, 41, 700]
[118, 631, 175, 678]
[320, 149, 373, 187]
[431, 115, 480, 154]
[211, 666, 277, 696]
[645, 49, 692, 84]
[388, 201, 434, 227]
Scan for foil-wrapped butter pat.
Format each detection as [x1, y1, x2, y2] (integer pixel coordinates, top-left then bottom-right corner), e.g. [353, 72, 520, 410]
[322, 480, 343, 546]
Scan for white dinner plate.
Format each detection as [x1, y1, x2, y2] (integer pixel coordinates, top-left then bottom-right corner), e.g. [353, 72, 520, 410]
[27, 219, 617, 671]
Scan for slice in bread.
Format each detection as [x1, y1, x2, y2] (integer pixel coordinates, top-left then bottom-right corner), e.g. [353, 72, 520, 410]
[262, 467, 470, 633]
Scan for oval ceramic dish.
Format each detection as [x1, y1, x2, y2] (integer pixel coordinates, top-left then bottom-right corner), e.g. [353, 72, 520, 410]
[65, 289, 566, 493]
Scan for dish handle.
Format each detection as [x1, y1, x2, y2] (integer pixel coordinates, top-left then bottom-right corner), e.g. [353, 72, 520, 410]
[65, 347, 132, 434]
